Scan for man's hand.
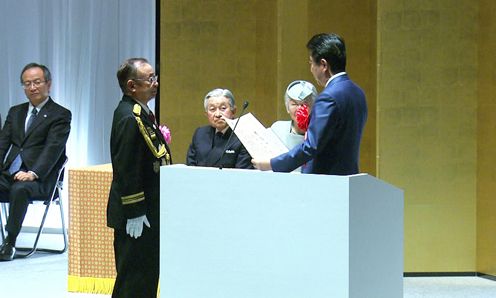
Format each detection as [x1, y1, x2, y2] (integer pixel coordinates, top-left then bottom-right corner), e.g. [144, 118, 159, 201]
[251, 159, 272, 171]
[13, 171, 36, 181]
[126, 215, 151, 239]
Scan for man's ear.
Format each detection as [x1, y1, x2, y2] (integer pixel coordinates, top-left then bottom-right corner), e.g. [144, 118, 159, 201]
[126, 80, 135, 92]
[320, 58, 333, 76]
[232, 106, 237, 115]
[320, 58, 328, 71]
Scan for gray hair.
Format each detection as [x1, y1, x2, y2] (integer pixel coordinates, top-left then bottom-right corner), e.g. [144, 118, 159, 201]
[116, 57, 149, 94]
[284, 80, 317, 110]
[20, 62, 52, 84]
[203, 88, 236, 111]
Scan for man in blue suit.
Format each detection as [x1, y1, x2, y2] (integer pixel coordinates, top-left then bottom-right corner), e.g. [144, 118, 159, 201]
[253, 33, 367, 175]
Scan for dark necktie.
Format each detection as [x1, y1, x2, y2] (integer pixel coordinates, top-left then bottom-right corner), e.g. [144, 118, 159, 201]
[213, 132, 223, 148]
[26, 108, 38, 131]
[148, 111, 156, 124]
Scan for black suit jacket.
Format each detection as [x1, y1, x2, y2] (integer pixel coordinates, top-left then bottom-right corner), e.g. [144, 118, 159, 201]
[186, 125, 253, 169]
[0, 97, 71, 193]
[107, 95, 172, 230]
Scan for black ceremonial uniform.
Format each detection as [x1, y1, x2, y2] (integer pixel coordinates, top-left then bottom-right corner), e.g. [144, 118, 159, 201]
[107, 95, 171, 298]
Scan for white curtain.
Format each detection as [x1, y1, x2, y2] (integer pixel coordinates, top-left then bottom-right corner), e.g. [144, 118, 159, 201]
[0, 0, 156, 167]
[0, 0, 155, 229]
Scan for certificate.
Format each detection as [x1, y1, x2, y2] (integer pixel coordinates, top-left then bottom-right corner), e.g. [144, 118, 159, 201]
[225, 113, 288, 160]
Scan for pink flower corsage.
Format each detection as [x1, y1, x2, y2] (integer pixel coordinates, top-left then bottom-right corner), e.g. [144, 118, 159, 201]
[295, 104, 310, 132]
[159, 125, 171, 144]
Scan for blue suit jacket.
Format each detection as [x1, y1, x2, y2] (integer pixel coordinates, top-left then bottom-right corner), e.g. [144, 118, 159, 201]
[186, 125, 253, 169]
[271, 74, 367, 175]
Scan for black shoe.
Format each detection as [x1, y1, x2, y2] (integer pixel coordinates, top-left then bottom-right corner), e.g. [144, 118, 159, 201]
[0, 242, 16, 261]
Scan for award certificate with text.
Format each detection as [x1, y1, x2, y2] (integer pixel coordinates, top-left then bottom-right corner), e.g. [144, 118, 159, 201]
[225, 113, 289, 160]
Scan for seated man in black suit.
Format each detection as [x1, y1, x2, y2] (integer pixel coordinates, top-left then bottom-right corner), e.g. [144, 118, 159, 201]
[186, 88, 253, 169]
[0, 63, 71, 261]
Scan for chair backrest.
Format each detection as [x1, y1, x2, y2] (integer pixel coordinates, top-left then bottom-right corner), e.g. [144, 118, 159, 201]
[46, 156, 68, 202]
[30, 156, 68, 203]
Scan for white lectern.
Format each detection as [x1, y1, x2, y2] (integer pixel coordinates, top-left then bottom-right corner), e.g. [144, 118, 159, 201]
[160, 165, 403, 298]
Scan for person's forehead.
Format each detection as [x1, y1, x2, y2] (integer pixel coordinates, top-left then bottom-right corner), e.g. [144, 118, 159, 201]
[207, 96, 230, 106]
[22, 67, 44, 79]
[137, 63, 154, 75]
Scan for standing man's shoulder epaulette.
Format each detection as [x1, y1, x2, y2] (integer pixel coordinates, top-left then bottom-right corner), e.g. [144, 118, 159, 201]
[133, 103, 141, 116]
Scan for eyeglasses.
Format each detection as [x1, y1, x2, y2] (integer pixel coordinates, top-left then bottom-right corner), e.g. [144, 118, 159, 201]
[133, 75, 158, 84]
[21, 80, 47, 89]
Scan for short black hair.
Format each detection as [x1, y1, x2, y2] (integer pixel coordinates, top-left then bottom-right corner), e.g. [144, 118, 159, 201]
[306, 33, 346, 73]
[20, 63, 52, 84]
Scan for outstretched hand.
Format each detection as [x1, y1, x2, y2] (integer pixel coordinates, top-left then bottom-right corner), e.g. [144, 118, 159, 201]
[251, 159, 272, 171]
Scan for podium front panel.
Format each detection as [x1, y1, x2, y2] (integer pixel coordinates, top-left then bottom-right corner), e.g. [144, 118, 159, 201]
[160, 165, 403, 298]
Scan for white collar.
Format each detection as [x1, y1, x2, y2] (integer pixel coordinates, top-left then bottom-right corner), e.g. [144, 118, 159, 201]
[133, 99, 151, 115]
[216, 126, 229, 134]
[29, 97, 49, 113]
[325, 72, 347, 87]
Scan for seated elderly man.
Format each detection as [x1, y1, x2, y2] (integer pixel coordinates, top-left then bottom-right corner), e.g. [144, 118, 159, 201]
[186, 88, 252, 169]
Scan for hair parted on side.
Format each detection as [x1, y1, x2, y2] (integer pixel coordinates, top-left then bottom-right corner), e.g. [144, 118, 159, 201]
[20, 62, 52, 84]
[306, 33, 346, 74]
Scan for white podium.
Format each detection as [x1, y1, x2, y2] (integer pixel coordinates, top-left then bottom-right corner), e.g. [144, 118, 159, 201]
[160, 165, 403, 298]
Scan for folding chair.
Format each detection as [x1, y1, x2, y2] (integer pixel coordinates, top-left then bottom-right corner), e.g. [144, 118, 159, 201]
[0, 202, 6, 243]
[0, 157, 68, 258]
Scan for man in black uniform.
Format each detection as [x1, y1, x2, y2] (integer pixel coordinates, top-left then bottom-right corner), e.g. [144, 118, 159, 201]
[107, 58, 171, 298]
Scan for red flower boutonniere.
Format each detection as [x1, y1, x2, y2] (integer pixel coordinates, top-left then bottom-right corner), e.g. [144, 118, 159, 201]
[159, 125, 171, 144]
[295, 104, 310, 132]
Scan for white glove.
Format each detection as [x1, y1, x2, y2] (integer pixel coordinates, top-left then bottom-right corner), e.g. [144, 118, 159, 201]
[126, 215, 150, 239]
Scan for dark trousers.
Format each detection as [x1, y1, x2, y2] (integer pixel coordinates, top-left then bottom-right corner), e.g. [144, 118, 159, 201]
[112, 224, 159, 298]
[0, 173, 45, 241]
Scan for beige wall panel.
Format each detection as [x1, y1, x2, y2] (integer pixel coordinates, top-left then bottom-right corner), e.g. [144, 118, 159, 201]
[378, 0, 478, 271]
[477, 0, 496, 276]
[253, 0, 278, 127]
[160, 0, 277, 163]
[276, 0, 312, 119]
